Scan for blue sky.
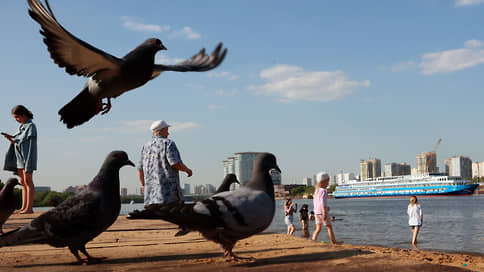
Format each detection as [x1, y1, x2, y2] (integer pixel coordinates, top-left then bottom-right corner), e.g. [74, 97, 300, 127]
[1, 0, 483, 194]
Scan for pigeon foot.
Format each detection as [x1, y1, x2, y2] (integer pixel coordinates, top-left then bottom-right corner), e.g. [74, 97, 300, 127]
[101, 98, 112, 115]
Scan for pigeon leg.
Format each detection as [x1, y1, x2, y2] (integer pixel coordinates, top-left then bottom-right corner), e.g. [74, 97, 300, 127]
[68, 246, 86, 265]
[101, 98, 112, 115]
[80, 245, 106, 264]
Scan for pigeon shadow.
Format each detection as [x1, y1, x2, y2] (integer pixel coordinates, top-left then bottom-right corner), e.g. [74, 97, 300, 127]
[106, 227, 178, 232]
[233, 249, 373, 268]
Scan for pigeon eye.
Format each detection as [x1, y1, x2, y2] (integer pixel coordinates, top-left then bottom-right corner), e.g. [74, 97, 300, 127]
[152, 40, 157, 45]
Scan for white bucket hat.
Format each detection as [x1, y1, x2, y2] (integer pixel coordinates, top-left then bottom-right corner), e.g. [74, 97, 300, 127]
[316, 172, 329, 182]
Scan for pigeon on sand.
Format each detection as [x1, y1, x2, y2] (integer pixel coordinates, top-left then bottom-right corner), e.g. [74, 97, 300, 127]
[127, 173, 239, 236]
[140, 153, 280, 260]
[27, 0, 227, 129]
[0, 178, 19, 235]
[0, 151, 134, 264]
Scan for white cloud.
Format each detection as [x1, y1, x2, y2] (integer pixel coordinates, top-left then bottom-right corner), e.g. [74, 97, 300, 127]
[104, 120, 201, 134]
[207, 71, 239, 80]
[170, 27, 201, 40]
[215, 89, 238, 97]
[419, 40, 484, 75]
[455, 0, 484, 6]
[121, 17, 170, 33]
[155, 54, 185, 65]
[248, 64, 370, 102]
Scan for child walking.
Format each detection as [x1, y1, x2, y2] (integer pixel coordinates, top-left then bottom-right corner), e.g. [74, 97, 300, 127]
[407, 195, 423, 248]
[299, 204, 310, 237]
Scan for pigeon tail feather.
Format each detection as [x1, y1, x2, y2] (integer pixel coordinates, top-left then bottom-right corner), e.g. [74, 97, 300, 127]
[58, 87, 100, 129]
[0, 227, 47, 247]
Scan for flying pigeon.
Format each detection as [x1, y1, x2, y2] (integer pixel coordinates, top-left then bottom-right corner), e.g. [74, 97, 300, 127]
[0, 178, 19, 235]
[27, 0, 227, 129]
[0, 151, 134, 264]
[139, 153, 280, 260]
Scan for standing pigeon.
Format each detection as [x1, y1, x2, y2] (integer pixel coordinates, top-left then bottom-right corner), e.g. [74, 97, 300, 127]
[0, 178, 19, 235]
[0, 151, 134, 264]
[27, 0, 227, 129]
[141, 153, 280, 260]
[214, 173, 239, 194]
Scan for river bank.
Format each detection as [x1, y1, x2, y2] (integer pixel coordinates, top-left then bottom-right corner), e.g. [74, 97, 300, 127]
[0, 212, 483, 271]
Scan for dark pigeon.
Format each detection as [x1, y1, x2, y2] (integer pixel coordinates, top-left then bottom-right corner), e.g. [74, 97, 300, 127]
[27, 0, 227, 129]
[139, 153, 280, 260]
[0, 151, 134, 264]
[0, 178, 19, 235]
[214, 173, 240, 194]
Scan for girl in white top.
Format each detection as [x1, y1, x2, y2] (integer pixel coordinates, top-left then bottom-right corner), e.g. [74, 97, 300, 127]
[407, 196, 423, 248]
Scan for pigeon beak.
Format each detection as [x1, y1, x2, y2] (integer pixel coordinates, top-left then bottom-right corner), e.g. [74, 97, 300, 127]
[274, 165, 282, 173]
[126, 160, 135, 167]
[160, 44, 167, 50]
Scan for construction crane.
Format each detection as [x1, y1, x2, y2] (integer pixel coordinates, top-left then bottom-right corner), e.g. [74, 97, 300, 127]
[426, 138, 442, 174]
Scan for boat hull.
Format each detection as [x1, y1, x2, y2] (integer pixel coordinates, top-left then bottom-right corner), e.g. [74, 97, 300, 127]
[334, 184, 479, 199]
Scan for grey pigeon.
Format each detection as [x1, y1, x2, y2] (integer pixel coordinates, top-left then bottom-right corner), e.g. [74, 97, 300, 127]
[0, 151, 134, 264]
[174, 173, 239, 236]
[27, 0, 227, 129]
[214, 173, 239, 194]
[141, 153, 280, 260]
[0, 178, 19, 235]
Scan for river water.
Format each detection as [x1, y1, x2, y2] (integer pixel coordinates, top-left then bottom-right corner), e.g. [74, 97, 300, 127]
[35, 194, 484, 254]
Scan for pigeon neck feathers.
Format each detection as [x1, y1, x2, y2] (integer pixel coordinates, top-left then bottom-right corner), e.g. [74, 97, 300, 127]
[244, 153, 280, 200]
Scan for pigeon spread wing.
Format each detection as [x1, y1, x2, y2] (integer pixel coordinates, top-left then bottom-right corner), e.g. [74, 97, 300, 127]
[27, 0, 123, 84]
[151, 43, 227, 79]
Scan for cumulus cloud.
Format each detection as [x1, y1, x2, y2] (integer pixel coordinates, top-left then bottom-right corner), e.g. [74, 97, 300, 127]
[121, 17, 170, 33]
[170, 26, 201, 40]
[207, 71, 239, 80]
[104, 120, 201, 133]
[455, 0, 484, 6]
[419, 40, 484, 75]
[248, 64, 370, 102]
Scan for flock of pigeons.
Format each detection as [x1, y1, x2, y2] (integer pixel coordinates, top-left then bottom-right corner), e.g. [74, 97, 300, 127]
[0, 0, 282, 265]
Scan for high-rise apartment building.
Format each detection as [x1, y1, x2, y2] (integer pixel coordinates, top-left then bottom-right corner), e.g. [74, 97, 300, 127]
[385, 162, 411, 176]
[417, 152, 438, 174]
[472, 162, 484, 178]
[445, 156, 472, 179]
[360, 158, 381, 181]
[223, 152, 282, 187]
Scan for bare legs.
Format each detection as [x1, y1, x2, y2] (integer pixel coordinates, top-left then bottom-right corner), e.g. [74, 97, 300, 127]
[312, 223, 337, 244]
[287, 224, 295, 235]
[312, 223, 322, 241]
[16, 169, 35, 214]
[411, 226, 420, 249]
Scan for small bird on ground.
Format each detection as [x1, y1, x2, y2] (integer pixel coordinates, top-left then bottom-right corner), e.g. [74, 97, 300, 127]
[27, 0, 227, 129]
[0, 178, 19, 235]
[138, 153, 280, 260]
[0, 151, 134, 265]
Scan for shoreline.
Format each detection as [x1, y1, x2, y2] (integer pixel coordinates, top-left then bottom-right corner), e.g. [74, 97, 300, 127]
[1, 212, 483, 271]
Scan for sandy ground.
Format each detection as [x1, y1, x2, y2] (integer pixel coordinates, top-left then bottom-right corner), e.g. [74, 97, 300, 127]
[0, 212, 483, 272]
